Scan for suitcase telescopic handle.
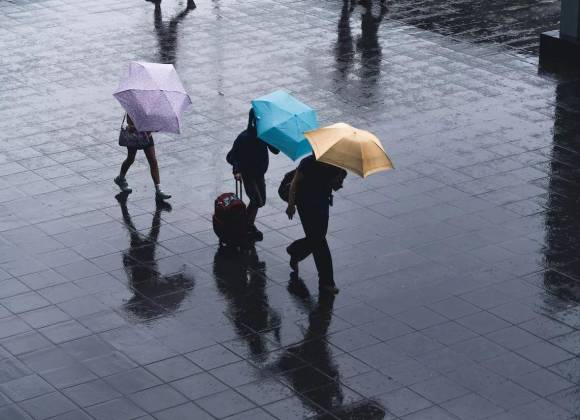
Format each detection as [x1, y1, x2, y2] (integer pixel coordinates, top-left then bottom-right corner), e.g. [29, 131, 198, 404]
[236, 179, 243, 200]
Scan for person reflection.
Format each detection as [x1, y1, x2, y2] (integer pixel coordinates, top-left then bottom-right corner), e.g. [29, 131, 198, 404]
[357, 0, 387, 86]
[543, 78, 580, 301]
[147, 0, 197, 65]
[213, 246, 281, 362]
[117, 194, 194, 320]
[335, 0, 355, 81]
[334, 0, 387, 99]
[273, 276, 386, 418]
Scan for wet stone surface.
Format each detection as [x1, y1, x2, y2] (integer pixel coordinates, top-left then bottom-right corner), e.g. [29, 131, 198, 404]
[0, 0, 580, 419]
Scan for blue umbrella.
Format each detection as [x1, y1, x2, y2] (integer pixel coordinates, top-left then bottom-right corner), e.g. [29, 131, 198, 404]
[251, 90, 318, 161]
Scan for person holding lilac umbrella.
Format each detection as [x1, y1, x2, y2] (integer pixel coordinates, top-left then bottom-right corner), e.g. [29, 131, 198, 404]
[114, 113, 171, 202]
[113, 61, 192, 201]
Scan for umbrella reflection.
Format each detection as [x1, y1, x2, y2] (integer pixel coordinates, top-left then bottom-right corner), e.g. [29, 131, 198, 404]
[151, 0, 197, 65]
[273, 276, 386, 419]
[213, 246, 281, 362]
[118, 195, 194, 320]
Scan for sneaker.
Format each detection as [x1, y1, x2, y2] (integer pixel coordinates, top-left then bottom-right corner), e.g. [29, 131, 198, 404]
[114, 176, 132, 193]
[286, 246, 299, 274]
[155, 190, 172, 202]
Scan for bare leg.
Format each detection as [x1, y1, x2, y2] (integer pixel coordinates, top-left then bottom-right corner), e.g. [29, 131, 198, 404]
[120, 148, 137, 178]
[144, 145, 160, 185]
[144, 146, 171, 200]
[115, 148, 137, 193]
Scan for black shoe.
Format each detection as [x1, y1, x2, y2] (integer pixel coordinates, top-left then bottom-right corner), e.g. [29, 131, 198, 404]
[319, 285, 340, 295]
[286, 246, 299, 273]
[248, 225, 263, 242]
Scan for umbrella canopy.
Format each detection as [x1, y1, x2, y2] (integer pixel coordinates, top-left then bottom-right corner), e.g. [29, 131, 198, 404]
[305, 122, 393, 178]
[113, 61, 192, 134]
[252, 90, 318, 160]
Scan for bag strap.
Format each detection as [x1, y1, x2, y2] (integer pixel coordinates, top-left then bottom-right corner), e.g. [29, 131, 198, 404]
[236, 179, 243, 200]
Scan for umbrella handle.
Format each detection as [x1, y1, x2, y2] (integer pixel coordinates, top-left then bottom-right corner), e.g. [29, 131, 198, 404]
[236, 179, 243, 201]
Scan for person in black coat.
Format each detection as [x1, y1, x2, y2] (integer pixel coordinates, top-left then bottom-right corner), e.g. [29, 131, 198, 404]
[286, 155, 347, 295]
[227, 109, 279, 241]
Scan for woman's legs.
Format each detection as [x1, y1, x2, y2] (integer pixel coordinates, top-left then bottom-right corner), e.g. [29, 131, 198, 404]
[144, 146, 171, 200]
[115, 148, 137, 193]
[143, 146, 160, 185]
[120, 148, 137, 178]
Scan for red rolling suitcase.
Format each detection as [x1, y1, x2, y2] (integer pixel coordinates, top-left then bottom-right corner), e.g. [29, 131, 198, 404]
[213, 180, 248, 247]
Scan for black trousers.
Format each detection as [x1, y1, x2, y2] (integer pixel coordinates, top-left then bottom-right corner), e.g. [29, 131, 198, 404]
[242, 174, 266, 226]
[287, 202, 334, 287]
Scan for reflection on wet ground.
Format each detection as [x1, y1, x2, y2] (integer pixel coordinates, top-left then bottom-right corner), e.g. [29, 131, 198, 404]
[0, 0, 580, 418]
[384, 0, 560, 54]
[153, 0, 197, 64]
[118, 196, 194, 320]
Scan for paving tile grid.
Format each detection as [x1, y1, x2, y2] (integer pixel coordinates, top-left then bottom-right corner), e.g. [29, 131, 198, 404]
[0, 0, 580, 419]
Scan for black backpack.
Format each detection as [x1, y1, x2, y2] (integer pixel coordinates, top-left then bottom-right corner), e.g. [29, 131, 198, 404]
[278, 170, 296, 202]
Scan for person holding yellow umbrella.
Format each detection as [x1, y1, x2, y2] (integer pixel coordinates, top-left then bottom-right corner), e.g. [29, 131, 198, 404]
[285, 122, 393, 295]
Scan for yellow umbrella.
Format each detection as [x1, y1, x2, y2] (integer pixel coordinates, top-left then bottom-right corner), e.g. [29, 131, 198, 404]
[304, 122, 394, 178]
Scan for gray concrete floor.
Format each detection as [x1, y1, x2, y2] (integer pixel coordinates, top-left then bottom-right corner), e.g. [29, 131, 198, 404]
[0, 0, 578, 419]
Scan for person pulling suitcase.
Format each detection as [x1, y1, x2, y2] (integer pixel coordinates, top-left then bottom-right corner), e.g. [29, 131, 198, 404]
[227, 109, 279, 241]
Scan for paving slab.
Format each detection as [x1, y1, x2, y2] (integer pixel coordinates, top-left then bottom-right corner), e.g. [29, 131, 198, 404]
[0, 0, 578, 418]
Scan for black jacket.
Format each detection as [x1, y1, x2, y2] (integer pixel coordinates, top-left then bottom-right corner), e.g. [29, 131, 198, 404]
[227, 110, 279, 177]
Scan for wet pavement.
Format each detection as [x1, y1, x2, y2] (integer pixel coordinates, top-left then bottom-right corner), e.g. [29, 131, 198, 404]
[0, 0, 580, 419]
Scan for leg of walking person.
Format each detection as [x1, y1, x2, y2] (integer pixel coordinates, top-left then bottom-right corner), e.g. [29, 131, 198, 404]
[144, 145, 171, 201]
[243, 175, 265, 240]
[302, 206, 336, 293]
[115, 148, 137, 193]
[288, 204, 315, 263]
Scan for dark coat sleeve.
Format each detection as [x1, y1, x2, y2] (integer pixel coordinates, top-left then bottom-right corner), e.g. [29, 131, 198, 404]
[227, 135, 242, 173]
[267, 144, 280, 155]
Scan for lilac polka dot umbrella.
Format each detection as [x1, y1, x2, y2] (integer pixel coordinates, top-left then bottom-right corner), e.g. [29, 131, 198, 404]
[113, 61, 192, 134]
